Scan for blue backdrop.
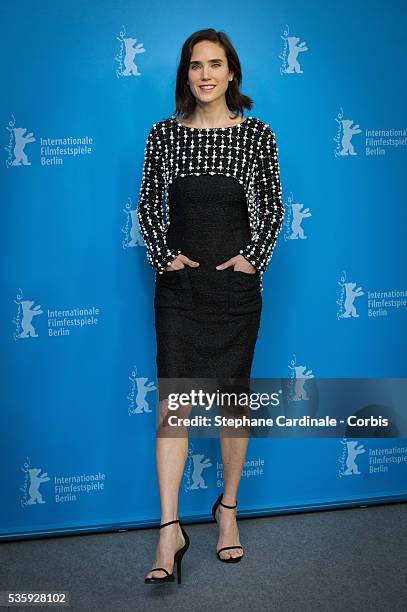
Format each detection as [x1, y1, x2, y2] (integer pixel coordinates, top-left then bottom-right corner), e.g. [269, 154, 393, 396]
[1, 0, 406, 540]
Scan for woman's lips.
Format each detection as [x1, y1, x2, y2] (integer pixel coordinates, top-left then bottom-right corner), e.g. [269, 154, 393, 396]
[198, 85, 216, 91]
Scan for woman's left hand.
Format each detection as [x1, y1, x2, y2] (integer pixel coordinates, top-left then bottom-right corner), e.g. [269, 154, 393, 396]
[215, 254, 257, 274]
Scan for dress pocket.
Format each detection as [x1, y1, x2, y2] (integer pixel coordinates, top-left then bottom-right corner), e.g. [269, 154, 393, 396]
[229, 270, 262, 314]
[154, 267, 192, 310]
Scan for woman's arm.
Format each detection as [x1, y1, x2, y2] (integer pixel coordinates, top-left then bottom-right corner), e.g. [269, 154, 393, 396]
[239, 127, 285, 272]
[136, 125, 180, 273]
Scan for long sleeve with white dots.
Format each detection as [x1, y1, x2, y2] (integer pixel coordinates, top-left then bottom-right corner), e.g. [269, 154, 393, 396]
[137, 115, 284, 291]
[136, 126, 181, 273]
[238, 128, 285, 272]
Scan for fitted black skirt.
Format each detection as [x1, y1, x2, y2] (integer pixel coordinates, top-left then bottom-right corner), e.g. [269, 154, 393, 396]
[154, 174, 262, 396]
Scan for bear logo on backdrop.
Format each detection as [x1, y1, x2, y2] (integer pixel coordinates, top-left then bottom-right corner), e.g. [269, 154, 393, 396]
[337, 270, 407, 320]
[122, 197, 145, 249]
[12, 289, 101, 340]
[334, 107, 407, 157]
[20, 458, 50, 507]
[283, 192, 312, 241]
[279, 25, 309, 75]
[4, 114, 93, 167]
[287, 354, 315, 403]
[5, 115, 36, 168]
[337, 272, 365, 320]
[337, 438, 366, 478]
[20, 457, 107, 508]
[13, 290, 43, 341]
[127, 366, 156, 416]
[182, 443, 267, 494]
[338, 435, 407, 479]
[334, 108, 362, 157]
[183, 444, 213, 492]
[281, 355, 318, 428]
[115, 25, 146, 78]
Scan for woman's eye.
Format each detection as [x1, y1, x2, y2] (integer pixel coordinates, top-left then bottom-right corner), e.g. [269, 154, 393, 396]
[191, 64, 221, 69]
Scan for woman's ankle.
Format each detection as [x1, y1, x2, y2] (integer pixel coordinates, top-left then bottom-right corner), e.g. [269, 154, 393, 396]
[221, 493, 237, 506]
[160, 516, 179, 525]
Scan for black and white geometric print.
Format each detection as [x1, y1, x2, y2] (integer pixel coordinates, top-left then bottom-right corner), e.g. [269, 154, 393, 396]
[137, 114, 284, 292]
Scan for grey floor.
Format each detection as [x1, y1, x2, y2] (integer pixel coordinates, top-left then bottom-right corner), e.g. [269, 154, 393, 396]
[1, 502, 407, 612]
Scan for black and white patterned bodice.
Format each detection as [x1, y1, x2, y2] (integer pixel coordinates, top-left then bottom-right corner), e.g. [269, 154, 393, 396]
[137, 114, 285, 292]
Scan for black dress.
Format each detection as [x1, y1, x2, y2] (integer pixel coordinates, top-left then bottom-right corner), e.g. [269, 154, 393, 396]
[154, 173, 262, 381]
[137, 115, 285, 399]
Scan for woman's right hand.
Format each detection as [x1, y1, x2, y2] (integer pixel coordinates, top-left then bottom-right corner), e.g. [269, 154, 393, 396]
[165, 254, 200, 271]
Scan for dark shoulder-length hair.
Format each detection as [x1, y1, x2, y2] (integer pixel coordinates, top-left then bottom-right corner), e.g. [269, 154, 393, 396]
[174, 28, 253, 120]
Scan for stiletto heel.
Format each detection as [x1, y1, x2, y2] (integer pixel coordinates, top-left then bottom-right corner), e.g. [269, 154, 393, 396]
[144, 519, 190, 584]
[211, 493, 244, 563]
[175, 554, 182, 584]
[173, 524, 189, 584]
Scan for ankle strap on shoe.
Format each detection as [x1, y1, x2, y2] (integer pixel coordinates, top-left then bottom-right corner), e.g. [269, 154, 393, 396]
[220, 498, 237, 509]
[159, 519, 180, 529]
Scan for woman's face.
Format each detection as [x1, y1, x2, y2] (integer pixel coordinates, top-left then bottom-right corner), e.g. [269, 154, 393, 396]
[187, 40, 233, 105]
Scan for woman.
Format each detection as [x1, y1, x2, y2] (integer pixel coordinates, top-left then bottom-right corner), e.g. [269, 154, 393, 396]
[137, 28, 284, 584]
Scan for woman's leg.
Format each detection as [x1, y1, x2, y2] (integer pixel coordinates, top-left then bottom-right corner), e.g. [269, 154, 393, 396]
[215, 433, 249, 560]
[145, 398, 192, 579]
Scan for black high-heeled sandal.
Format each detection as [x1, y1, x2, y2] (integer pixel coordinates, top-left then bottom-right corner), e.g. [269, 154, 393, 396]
[144, 519, 190, 584]
[211, 493, 244, 563]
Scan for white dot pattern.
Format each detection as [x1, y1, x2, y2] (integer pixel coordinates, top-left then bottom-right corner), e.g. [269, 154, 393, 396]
[137, 115, 285, 293]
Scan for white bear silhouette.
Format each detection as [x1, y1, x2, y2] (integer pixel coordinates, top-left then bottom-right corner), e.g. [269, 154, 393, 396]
[339, 119, 361, 156]
[293, 365, 314, 400]
[123, 37, 146, 76]
[134, 377, 156, 413]
[286, 36, 308, 73]
[190, 454, 212, 489]
[12, 127, 36, 166]
[128, 210, 145, 247]
[27, 468, 50, 504]
[344, 441, 366, 475]
[343, 282, 364, 318]
[289, 203, 311, 239]
[19, 300, 43, 338]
